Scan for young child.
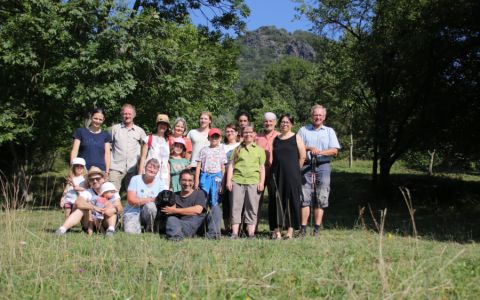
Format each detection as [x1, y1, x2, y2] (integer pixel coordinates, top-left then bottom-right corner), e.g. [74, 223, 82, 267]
[90, 182, 116, 233]
[195, 128, 227, 239]
[169, 137, 190, 193]
[59, 157, 86, 220]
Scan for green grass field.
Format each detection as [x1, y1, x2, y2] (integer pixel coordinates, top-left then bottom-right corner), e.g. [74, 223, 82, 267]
[1, 160, 480, 299]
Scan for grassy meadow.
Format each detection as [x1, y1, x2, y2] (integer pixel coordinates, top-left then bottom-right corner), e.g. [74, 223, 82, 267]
[1, 160, 480, 299]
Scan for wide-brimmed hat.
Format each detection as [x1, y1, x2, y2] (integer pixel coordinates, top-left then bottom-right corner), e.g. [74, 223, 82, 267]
[72, 157, 86, 166]
[99, 182, 117, 195]
[87, 166, 104, 178]
[156, 114, 170, 124]
[208, 128, 222, 137]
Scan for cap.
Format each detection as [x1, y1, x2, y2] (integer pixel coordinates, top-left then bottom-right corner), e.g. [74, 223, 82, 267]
[156, 114, 170, 124]
[208, 128, 222, 137]
[87, 166, 104, 178]
[72, 157, 86, 166]
[99, 182, 117, 195]
[172, 137, 186, 146]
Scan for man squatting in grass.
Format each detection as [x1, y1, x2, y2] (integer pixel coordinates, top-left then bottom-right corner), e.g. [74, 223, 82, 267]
[109, 103, 146, 192]
[55, 166, 123, 237]
[299, 104, 341, 235]
[162, 170, 207, 241]
[227, 125, 266, 239]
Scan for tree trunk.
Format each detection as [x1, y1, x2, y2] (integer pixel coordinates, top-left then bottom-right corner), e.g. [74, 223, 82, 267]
[428, 149, 435, 176]
[349, 129, 354, 168]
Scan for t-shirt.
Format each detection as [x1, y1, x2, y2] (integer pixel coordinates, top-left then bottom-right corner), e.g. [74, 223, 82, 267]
[91, 195, 116, 220]
[124, 174, 167, 214]
[197, 146, 227, 174]
[79, 189, 120, 205]
[169, 157, 190, 193]
[174, 190, 206, 219]
[73, 128, 112, 171]
[143, 134, 170, 186]
[222, 143, 240, 165]
[63, 175, 86, 204]
[187, 129, 210, 167]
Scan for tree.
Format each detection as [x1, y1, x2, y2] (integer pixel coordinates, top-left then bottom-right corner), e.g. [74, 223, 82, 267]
[298, 0, 480, 199]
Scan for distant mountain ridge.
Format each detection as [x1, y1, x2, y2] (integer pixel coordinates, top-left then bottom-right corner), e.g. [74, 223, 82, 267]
[236, 26, 320, 86]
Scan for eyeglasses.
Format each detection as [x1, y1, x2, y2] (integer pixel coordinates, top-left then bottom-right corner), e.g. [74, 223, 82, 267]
[89, 177, 102, 182]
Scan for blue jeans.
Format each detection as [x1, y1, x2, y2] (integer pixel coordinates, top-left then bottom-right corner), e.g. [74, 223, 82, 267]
[166, 215, 205, 240]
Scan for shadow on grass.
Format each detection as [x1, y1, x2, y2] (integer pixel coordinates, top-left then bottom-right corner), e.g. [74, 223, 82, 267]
[326, 170, 480, 243]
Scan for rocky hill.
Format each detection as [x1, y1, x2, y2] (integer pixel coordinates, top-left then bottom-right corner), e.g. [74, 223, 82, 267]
[236, 26, 322, 86]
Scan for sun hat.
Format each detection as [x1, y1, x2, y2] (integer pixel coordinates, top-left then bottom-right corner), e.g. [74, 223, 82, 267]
[208, 128, 222, 137]
[72, 157, 86, 166]
[87, 166, 104, 178]
[99, 182, 117, 195]
[156, 114, 170, 124]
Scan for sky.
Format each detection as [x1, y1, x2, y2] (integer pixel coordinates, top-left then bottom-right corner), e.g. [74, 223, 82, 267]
[190, 0, 313, 34]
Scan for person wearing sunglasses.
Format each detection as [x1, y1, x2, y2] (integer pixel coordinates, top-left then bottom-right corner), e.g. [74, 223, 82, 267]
[55, 166, 123, 237]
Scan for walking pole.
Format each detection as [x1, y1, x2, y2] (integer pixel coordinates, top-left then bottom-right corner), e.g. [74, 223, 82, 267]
[310, 152, 317, 235]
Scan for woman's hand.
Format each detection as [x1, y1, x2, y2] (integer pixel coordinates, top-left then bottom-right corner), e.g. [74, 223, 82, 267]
[226, 180, 233, 192]
[60, 198, 65, 208]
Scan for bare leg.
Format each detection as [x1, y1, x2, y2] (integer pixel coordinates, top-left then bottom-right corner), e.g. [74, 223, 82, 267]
[301, 206, 310, 226]
[61, 209, 85, 229]
[231, 224, 240, 236]
[314, 208, 324, 226]
[64, 208, 72, 221]
[285, 227, 294, 239]
[246, 224, 255, 237]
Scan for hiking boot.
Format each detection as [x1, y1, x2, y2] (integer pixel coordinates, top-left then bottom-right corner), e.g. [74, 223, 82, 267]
[230, 233, 238, 240]
[299, 227, 307, 237]
[312, 229, 320, 237]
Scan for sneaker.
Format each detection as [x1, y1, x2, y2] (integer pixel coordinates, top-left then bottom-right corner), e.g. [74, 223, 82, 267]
[230, 233, 238, 240]
[55, 228, 66, 236]
[312, 229, 319, 237]
[105, 229, 115, 238]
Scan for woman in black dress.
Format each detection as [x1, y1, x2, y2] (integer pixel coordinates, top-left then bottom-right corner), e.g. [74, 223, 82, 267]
[270, 114, 306, 239]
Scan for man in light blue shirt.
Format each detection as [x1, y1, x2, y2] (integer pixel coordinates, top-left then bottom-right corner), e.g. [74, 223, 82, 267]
[298, 104, 340, 236]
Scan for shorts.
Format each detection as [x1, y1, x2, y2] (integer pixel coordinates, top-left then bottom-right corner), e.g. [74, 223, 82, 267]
[63, 202, 75, 209]
[301, 163, 331, 208]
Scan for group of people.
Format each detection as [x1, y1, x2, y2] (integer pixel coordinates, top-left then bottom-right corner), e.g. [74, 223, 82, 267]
[55, 103, 340, 240]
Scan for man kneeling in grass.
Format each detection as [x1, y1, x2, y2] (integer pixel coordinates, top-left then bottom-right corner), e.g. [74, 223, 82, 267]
[161, 170, 206, 241]
[55, 166, 123, 237]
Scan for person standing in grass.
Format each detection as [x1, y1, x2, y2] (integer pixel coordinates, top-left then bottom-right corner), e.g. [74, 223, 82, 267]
[270, 114, 306, 239]
[138, 114, 171, 187]
[299, 104, 340, 236]
[168, 117, 192, 160]
[255, 112, 279, 235]
[221, 124, 240, 233]
[169, 137, 190, 193]
[226, 125, 266, 239]
[70, 108, 112, 173]
[124, 158, 167, 234]
[187, 111, 213, 168]
[109, 104, 146, 192]
[194, 128, 227, 239]
[55, 166, 123, 237]
[59, 157, 86, 221]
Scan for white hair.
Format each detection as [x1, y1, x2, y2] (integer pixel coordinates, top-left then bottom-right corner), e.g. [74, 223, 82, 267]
[264, 112, 277, 120]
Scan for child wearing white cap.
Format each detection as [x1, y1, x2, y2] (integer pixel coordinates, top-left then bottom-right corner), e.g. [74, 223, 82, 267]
[90, 182, 117, 233]
[60, 157, 86, 221]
